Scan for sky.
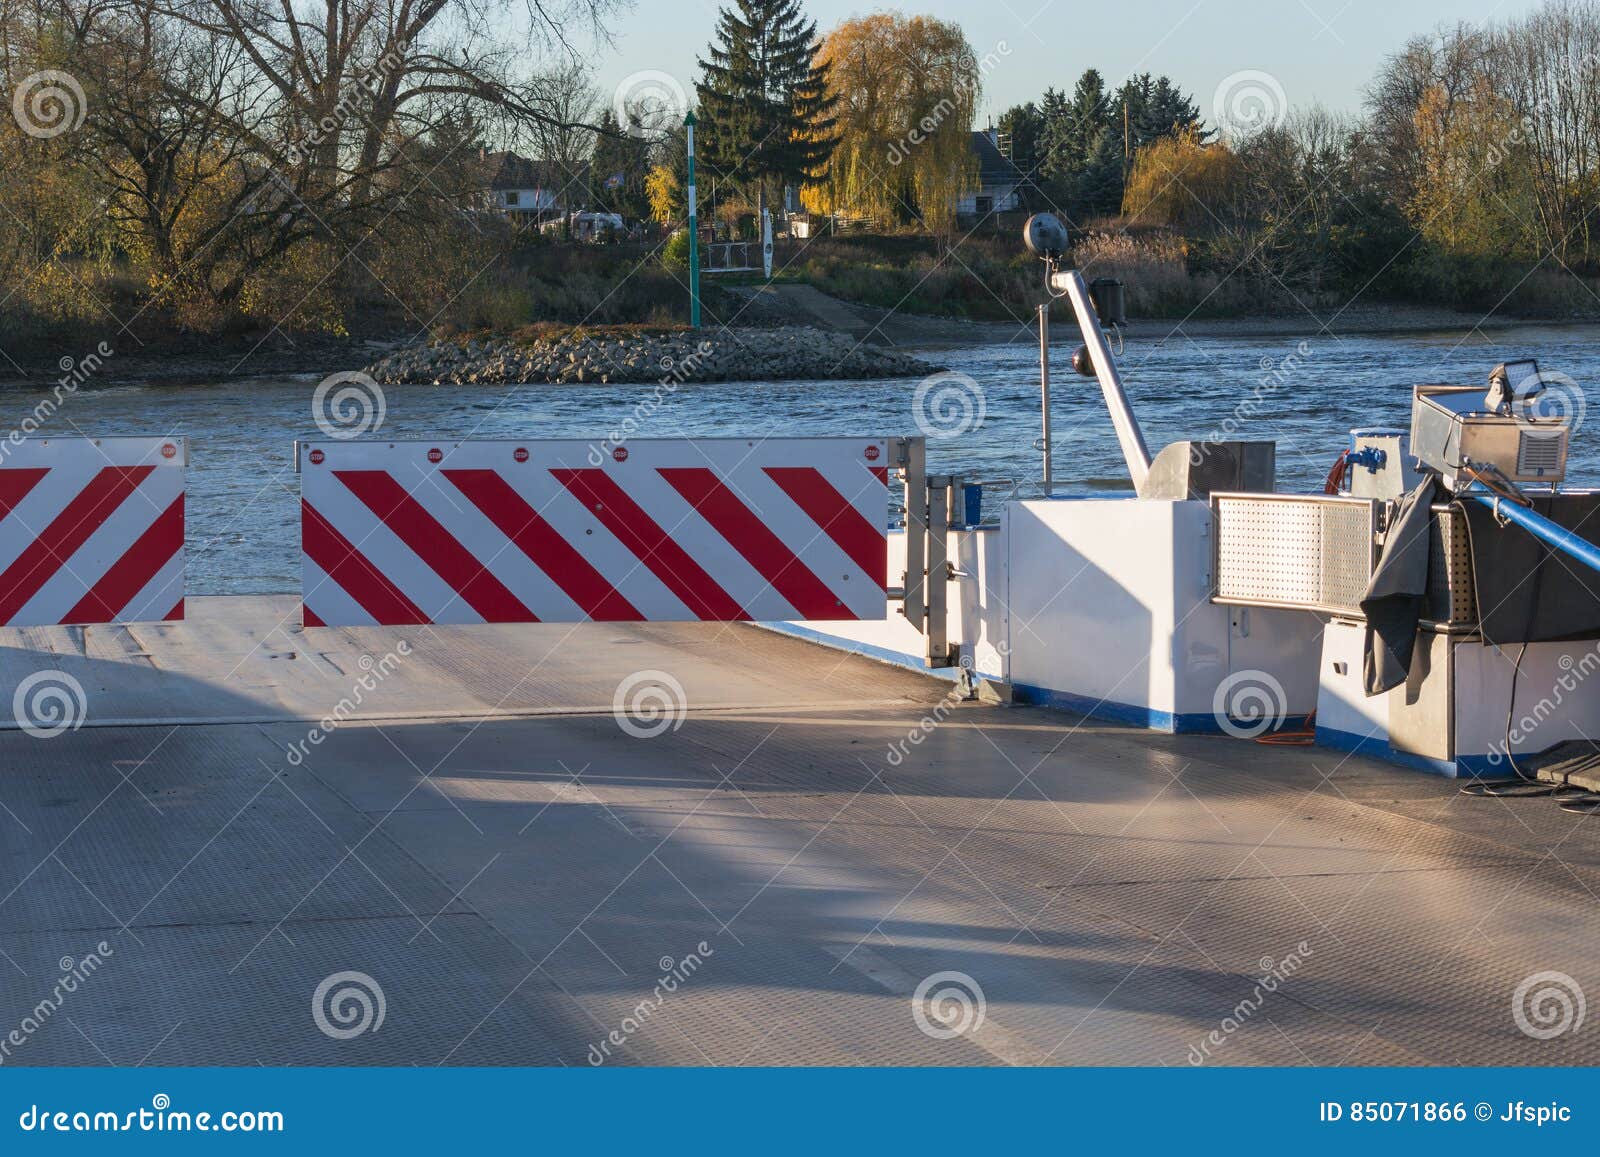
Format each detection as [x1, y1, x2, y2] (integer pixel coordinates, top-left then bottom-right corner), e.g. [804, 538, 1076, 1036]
[587, 0, 1549, 127]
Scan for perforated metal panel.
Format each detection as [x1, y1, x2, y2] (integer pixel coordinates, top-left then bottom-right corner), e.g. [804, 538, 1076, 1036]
[1213, 494, 1378, 615]
[1426, 505, 1477, 627]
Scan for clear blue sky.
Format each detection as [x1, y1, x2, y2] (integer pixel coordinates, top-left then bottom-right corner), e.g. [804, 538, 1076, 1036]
[589, 0, 1546, 124]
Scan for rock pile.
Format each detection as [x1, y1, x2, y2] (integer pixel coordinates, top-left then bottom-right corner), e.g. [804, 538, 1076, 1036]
[363, 326, 936, 385]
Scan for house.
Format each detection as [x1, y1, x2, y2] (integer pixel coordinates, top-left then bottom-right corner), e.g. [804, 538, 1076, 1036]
[480, 151, 577, 220]
[958, 129, 1025, 218]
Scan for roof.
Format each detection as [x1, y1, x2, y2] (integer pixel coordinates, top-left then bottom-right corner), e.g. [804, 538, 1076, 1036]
[481, 150, 584, 192]
[969, 131, 1024, 188]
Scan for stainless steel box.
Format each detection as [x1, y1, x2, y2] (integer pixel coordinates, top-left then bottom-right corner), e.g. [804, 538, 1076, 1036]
[1410, 384, 1567, 488]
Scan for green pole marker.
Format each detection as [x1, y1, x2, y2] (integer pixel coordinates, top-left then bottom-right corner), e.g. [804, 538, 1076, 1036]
[685, 111, 700, 329]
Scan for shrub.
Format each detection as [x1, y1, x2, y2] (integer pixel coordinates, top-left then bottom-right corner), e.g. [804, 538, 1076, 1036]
[661, 230, 692, 271]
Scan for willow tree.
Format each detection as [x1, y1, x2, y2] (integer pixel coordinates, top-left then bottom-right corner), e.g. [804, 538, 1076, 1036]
[805, 13, 978, 230]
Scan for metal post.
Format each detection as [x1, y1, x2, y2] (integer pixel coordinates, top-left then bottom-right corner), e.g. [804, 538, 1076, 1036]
[761, 208, 773, 279]
[1038, 303, 1052, 496]
[1057, 268, 1152, 489]
[900, 437, 927, 636]
[685, 111, 700, 329]
[927, 474, 950, 668]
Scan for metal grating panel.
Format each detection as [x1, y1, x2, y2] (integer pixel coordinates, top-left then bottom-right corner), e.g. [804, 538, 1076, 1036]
[1214, 495, 1377, 615]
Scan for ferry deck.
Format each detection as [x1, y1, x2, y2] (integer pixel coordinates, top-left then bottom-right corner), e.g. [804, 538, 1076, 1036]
[2, 596, 1596, 1067]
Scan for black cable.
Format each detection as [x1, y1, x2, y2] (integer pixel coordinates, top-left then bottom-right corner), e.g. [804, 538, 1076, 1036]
[1504, 642, 1534, 782]
[1460, 779, 1559, 798]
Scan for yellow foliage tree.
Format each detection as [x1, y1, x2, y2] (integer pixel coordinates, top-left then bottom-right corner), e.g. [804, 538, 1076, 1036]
[646, 164, 684, 225]
[1406, 78, 1532, 256]
[1122, 129, 1241, 230]
[805, 13, 980, 230]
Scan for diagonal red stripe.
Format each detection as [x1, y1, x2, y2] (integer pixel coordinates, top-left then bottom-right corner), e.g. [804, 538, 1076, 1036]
[166, 598, 185, 621]
[63, 492, 184, 623]
[0, 466, 154, 623]
[0, 467, 49, 519]
[550, 468, 747, 620]
[659, 467, 852, 620]
[334, 470, 536, 623]
[443, 470, 643, 621]
[301, 603, 325, 627]
[302, 500, 429, 625]
[763, 467, 886, 590]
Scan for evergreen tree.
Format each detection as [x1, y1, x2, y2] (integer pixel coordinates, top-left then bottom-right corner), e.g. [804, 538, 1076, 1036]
[1065, 69, 1111, 164]
[1141, 76, 1205, 142]
[1034, 71, 1113, 211]
[1073, 128, 1126, 218]
[592, 108, 651, 219]
[1036, 87, 1072, 184]
[695, 0, 838, 219]
[997, 101, 1044, 173]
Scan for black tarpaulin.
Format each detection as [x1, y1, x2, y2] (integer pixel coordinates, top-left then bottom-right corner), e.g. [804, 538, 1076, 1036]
[1361, 478, 1439, 695]
[1457, 493, 1600, 644]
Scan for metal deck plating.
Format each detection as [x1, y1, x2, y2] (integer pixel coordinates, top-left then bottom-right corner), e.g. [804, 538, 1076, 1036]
[0, 596, 1596, 1066]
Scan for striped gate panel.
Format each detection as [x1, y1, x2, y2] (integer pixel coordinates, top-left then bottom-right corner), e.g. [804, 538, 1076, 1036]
[0, 437, 186, 625]
[299, 438, 890, 626]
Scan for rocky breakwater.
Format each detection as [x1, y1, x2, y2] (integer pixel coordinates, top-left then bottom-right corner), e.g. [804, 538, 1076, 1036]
[363, 326, 937, 385]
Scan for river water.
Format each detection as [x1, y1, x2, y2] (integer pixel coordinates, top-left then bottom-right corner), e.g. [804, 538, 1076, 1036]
[14, 323, 1600, 594]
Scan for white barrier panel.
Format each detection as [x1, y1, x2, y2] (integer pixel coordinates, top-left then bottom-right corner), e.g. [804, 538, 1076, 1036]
[0, 436, 186, 625]
[298, 438, 889, 626]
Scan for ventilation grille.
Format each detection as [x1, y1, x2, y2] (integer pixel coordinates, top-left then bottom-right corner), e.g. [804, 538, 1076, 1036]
[1517, 430, 1565, 476]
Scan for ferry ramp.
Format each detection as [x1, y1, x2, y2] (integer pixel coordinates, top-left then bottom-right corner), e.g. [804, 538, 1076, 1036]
[0, 595, 1597, 1066]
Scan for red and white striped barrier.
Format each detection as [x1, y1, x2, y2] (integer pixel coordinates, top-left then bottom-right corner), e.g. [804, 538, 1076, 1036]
[298, 438, 889, 626]
[0, 437, 186, 626]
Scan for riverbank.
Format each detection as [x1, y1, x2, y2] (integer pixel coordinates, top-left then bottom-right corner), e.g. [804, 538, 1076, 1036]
[730, 283, 1566, 349]
[361, 325, 937, 385]
[0, 290, 1589, 391]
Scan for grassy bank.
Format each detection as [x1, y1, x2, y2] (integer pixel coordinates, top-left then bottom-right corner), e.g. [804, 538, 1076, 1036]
[784, 227, 1600, 323]
[12, 224, 1600, 368]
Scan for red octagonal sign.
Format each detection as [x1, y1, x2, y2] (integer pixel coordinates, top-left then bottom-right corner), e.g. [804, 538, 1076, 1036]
[308, 449, 325, 465]
[612, 446, 629, 463]
[864, 444, 880, 461]
[427, 447, 444, 464]
[513, 447, 529, 463]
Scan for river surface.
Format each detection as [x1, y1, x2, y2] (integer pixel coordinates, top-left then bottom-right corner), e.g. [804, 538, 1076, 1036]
[13, 323, 1600, 594]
